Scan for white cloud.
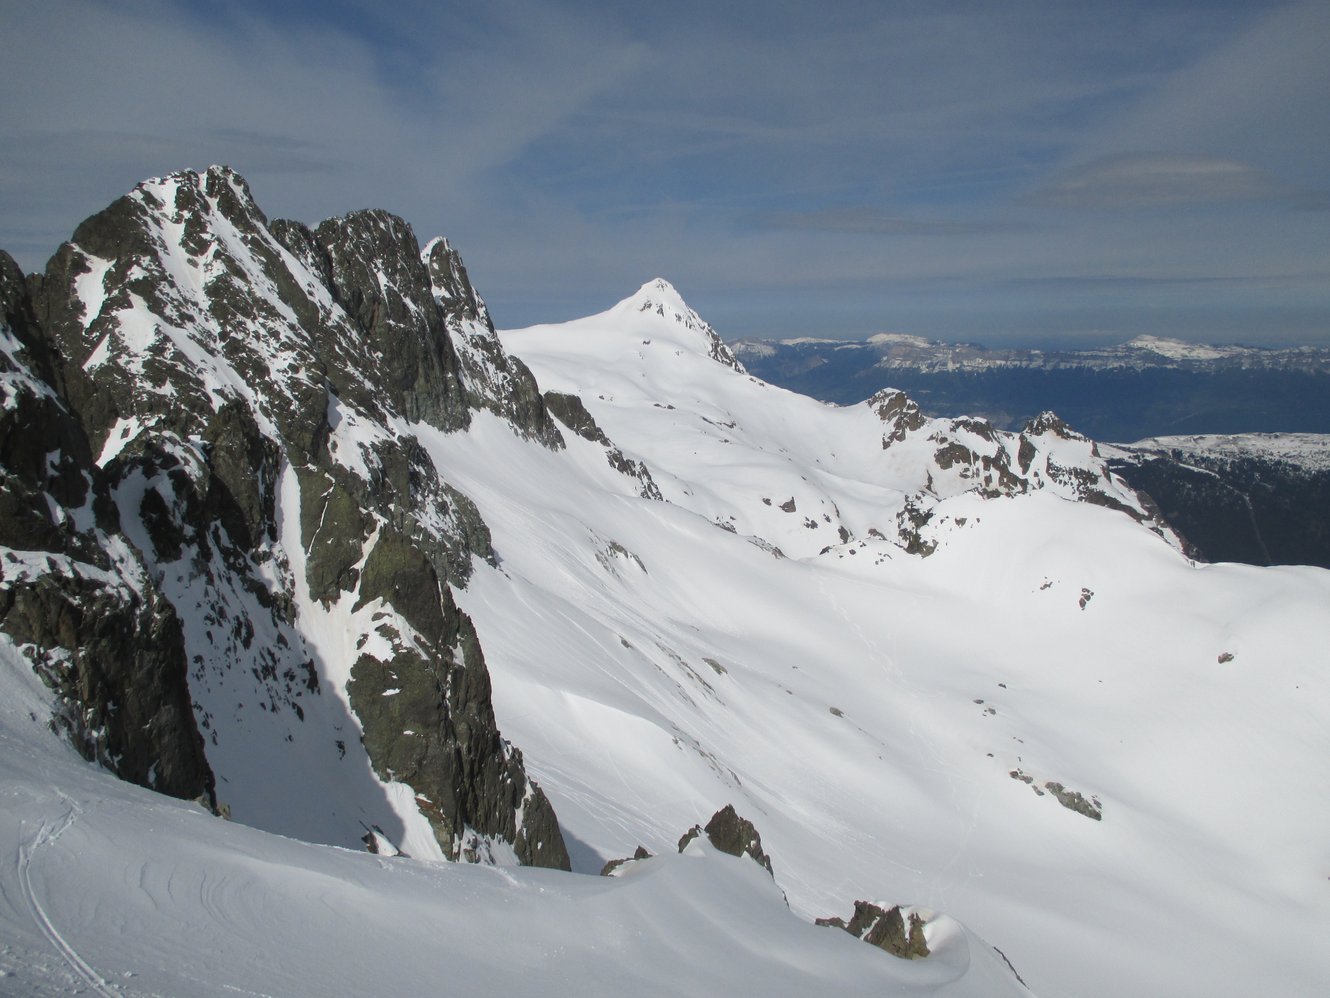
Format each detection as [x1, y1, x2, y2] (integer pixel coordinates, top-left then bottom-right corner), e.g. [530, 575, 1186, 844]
[1034, 153, 1286, 208]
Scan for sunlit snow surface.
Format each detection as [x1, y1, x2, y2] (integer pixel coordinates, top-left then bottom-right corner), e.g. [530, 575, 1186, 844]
[375, 280, 1330, 998]
[0, 638, 1021, 996]
[3, 271, 1329, 997]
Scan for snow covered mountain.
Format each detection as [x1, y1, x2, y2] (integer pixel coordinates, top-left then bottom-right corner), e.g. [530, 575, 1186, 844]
[3, 167, 1329, 997]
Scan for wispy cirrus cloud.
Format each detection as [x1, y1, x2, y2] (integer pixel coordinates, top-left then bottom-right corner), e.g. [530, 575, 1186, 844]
[1031, 153, 1304, 209]
[747, 207, 1025, 236]
[1, 0, 1326, 344]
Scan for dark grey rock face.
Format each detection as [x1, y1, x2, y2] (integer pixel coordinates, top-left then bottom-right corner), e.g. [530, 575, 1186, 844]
[349, 552, 569, 869]
[424, 238, 563, 448]
[0, 576, 213, 802]
[0, 250, 214, 806]
[543, 390, 663, 500]
[1, 167, 569, 868]
[678, 803, 774, 876]
[816, 900, 930, 960]
[314, 210, 470, 434]
[542, 390, 608, 445]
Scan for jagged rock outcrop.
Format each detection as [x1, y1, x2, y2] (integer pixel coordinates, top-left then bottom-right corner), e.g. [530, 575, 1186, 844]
[347, 529, 569, 868]
[1, 167, 569, 868]
[423, 238, 563, 448]
[869, 388, 926, 445]
[866, 392, 1186, 555]
[678, 803, 774, 876]
[314, 209, 471, 433]
[816, 900, 930, 960]
[1, 250, 214, 805]
[543, 390, 663, 500]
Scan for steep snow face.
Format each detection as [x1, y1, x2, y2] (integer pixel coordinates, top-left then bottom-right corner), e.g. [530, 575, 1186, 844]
[388, 286, 1330, 998]
[502, 294, 1175, 561]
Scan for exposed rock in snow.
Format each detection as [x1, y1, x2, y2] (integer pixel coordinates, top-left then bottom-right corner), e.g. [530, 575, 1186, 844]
[678, 803, 774, 877]
[818, 900, 932, 961]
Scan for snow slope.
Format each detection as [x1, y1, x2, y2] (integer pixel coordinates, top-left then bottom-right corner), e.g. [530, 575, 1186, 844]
[0, 636, 1023, 997]
[353, 280, 1330, 998]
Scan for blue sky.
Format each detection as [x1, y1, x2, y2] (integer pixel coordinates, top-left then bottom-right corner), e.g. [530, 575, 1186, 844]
[2, 0, 1327, 345]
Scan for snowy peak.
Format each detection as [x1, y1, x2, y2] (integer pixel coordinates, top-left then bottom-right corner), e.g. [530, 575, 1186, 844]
[617, 277, 695, 322]
[607, 278, 746, 372]
[865, 331, 935, 349]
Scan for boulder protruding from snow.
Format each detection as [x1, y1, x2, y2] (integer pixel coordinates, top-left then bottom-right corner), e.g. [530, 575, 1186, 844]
[678, 803, 774, 876]
[600, 844, 653, 877]
[817, 900, 931, 960]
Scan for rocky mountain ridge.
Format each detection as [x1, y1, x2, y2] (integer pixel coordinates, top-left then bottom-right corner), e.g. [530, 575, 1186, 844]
[1105, 433, 1330, 568]
[1, 165, 570, 867]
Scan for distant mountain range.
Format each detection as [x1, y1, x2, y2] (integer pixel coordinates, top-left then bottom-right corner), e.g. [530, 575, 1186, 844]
[731, 333, 1330, 441]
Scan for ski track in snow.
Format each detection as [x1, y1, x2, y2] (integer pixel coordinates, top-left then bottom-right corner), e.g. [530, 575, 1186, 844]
[17, 797, 117, 998]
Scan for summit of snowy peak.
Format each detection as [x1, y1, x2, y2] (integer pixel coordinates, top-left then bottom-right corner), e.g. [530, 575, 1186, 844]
[623, 276, 688, 309]
[609, 278, 703, 331]
[606, 278, 745, 372]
